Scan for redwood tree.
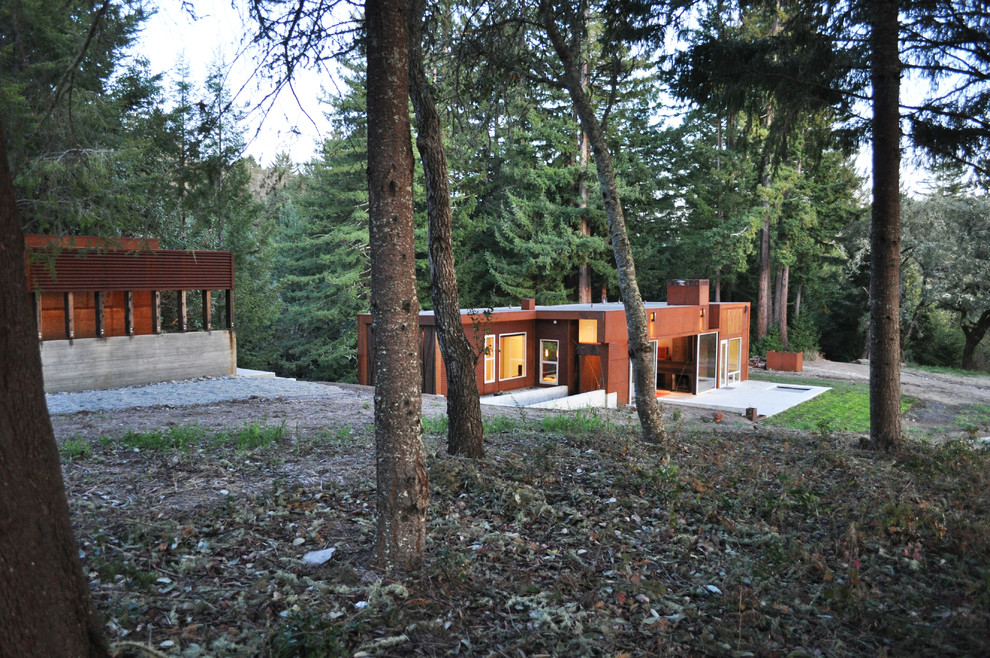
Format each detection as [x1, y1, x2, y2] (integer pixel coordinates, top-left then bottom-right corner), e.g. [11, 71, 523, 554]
[540, 0, 666, 443]
[868, 0, 903, 450]
[407, 0, 485, 459]
[0, 129, 109, 655]
[366, 0, 430, 570]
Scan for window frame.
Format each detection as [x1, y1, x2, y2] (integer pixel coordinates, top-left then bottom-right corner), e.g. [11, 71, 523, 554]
[498, 332, 528, 381]
[483, 334, 496, 383]
[539, 338, 559, 385]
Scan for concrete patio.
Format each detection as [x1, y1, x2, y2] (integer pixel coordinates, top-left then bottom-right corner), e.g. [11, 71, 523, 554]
[658, 379, 830, 418]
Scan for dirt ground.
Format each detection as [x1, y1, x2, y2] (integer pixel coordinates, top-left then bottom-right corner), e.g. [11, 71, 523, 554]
[49, 362, 990, 656]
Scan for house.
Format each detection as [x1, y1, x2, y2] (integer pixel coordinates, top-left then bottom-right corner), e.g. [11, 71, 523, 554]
[25, 235, 236, 392]
[357, 279, 750, 406]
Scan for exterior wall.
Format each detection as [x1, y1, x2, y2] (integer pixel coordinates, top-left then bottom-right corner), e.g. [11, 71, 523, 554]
[40, 290, 156, 340]
[41, 331, 237, 393]
[607, 341, 629, 405]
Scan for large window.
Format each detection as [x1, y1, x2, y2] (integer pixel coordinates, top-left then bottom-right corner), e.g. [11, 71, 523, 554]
[484, 334, 495, 383]
[499, 333, 527, 380]
[540, 339, 559, 385]
[578, 319, 598, 344]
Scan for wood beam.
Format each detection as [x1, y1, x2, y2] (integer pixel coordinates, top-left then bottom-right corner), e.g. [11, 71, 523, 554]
[33, 292, 42, 340]
[178, 290, 187, 332]
[202, 290, 211, 331]
[125, 292, 134, 336]
[151, 291, 161, 334]
[225, 289, 234, 330]
[94, 291, 105, 338]
[63, 292, 74, 340]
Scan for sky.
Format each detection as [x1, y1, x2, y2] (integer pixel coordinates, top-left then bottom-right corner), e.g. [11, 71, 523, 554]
[135, 0, 332, 166]
[135, 1, 942, 195]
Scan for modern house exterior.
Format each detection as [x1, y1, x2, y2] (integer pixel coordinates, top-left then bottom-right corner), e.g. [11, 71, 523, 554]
[25, 234, 236, 392]
[357, 279, 750, 407]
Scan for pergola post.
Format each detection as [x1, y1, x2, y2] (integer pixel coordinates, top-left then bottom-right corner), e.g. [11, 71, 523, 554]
[202, 290, 211, 331]
[94, 291, 105, 338]
[151, 291, 161, 334]
[63, 292, 74, 340]
[125, 292, 134, 336]
[178, 290, 187, 332]
[225, 289, 234, 330]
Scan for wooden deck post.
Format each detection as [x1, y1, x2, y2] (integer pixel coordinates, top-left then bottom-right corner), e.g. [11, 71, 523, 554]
[33, 292, 42, 340]
[225, 289, 234, 330]
[95, 291, 105, 338]
[202, 290, 211, 331]
[63, 292, 74, 339]
[125, 292, 134, 336]
[178, 290, 187, 332]
[151, 291, 161, 334]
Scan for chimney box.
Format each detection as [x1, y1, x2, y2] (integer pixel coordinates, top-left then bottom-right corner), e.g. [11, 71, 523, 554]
[666, 279, 709, 306]
[521, 298, 536, 310]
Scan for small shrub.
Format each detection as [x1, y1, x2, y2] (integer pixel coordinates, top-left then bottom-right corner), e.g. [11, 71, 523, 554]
[422, 416, 449, 436]
[60, 438, 91, 461]
[541, 410, 611, 433]
[226, 419, 287, 451]
[484, 415, 517, 434]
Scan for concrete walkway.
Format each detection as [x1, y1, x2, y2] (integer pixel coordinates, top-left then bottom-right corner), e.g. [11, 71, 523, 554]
[659, 379, 830, 418]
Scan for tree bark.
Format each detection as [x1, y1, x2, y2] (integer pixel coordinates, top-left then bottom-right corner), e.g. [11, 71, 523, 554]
[541, 1, 665, 443]
[776, 263, 789, 348]
[869, 0, 903, 450]
[407, 0, 484, 459]
[961, 309, 990, 371]
[794, 281, 802, 320]
[757, 166, 772, 340]
[0, 127, 109, 656]
[366, 0, 429, 571]
[577, 56, 592, 304]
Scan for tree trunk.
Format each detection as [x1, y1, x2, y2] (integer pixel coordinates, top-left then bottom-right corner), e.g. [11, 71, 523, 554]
[577, 57, 592, 304]
[961, 309, 990, 371]
[714, 269, 721, 303]
[869, 0, 903, 450]
[407, 0, 484, 459]
[757, 167, 772, 340]
[366, 0, 429, 571]
[794, 281, 802, 320]
[541, 1, 665, 443]
[0, 127, 110, 656]
[777, 264, 789, 348]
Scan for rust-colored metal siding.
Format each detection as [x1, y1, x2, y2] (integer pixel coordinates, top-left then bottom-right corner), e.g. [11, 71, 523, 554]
[26, 249, 234, 293]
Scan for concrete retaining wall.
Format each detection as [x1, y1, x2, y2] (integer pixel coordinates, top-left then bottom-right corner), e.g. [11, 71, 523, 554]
[41, 331, 237, 393]
[530, 389, 617, 410]
[480, 385, 569, 407]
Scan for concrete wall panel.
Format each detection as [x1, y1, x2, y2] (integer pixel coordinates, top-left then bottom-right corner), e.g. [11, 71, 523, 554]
[41, 331, 236, 393]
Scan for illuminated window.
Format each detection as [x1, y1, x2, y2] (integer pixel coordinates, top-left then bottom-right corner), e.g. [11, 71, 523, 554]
[484, 334, 495, 383]
[540, 339, 559, 385]
[499, 333, 527, 380]
[578, 319, 598, 344]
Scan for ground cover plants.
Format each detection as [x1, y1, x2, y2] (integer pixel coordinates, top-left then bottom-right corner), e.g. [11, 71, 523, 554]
[57, 402, 990, 657]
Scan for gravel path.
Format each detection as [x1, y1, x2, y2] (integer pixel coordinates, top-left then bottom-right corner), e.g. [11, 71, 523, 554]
[45, 376, 342, 415]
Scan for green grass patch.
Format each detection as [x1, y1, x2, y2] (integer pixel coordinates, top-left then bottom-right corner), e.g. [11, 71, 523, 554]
[756, 375, 915, 433]
[541, 410, 613, 433]
[483, 415, 517, 434]
[422, 416, 449, 436]
[118, 424, 207, 452]
[216, 419, 287, 451]
[60, 438, 91, 461]
[955, 403, 990, 435]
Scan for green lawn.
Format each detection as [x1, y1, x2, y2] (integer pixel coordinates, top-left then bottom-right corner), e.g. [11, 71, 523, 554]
[752, 374, 915, 434]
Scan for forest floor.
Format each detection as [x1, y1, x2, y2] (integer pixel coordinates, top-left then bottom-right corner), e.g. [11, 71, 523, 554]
[53, 362, 990, 657]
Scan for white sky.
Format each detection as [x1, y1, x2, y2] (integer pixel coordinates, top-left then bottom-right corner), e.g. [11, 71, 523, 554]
[134, 0, 331, 166]
[134, 1, 943, 197]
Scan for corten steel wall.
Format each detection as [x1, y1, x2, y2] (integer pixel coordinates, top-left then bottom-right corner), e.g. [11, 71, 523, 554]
[40, 331, 237, 393]
[26, 249, 234, 293]
[25, 240, 237, 392]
